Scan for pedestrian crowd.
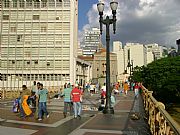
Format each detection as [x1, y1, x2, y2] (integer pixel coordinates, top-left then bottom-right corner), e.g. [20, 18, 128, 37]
[13, 81, 50, 121]
[12, 79, 142, 121]
[13, 81, 83, 120]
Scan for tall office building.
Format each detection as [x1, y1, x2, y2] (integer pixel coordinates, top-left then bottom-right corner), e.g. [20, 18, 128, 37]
[0, 0, 78, 89]
[113, 41, 125, 77]
[82, 28, 101, 56]
[145, 43, 163, 61]
[124, 43, 147, 72]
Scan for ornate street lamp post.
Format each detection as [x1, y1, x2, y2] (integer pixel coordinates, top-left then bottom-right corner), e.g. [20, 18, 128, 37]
[97, 0, 118, 114]
[127, 59, 134, 90]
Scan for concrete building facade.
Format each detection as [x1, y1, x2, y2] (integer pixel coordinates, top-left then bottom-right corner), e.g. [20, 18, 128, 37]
[113, 42, 147, 80]
[113, 41, 125, 78]
[0, 0, 79, 90]
[82, 28, 101, 56]
[146, 43, 163, 61]
[92, 48, 117, 85]
[124, 43, 147, 70]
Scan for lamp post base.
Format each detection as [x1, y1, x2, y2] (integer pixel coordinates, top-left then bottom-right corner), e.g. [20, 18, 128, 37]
[103, 107, 114, 114]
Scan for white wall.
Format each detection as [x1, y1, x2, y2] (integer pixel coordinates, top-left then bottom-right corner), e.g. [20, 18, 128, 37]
[113, 41, 125, 79]
[147, 51, 154, 64]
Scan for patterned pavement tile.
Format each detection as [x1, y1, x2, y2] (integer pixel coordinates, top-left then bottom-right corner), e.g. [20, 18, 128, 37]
[81, 114, 128, 131]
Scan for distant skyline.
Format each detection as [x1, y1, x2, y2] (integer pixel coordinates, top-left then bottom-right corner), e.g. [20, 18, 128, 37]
[78, 0, 180, 48]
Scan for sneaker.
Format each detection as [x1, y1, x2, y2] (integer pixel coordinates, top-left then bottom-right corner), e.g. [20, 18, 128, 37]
[38, 118, 42, 121]
[77, 115, 81, 119]
[47, 115, 49, 118]
[74, 116, 77, 119]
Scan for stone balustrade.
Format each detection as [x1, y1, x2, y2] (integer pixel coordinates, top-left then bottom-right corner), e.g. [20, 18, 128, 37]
[0, 86, 61, 99]
[142, 86, 180, 135]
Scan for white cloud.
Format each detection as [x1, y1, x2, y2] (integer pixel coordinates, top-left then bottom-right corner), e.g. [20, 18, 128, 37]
[79, 0, 180, 48]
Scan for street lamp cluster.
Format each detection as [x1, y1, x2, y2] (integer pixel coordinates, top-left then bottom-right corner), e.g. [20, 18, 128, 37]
[97, 0, 118, 114]
[127, 60, 134, 90]
[127, 60, 134, 77]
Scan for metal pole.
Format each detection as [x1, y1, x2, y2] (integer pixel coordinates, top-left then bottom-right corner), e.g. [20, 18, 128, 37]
[103, 16, 114, 114]
[97, 1, 118, 114]
[129, 63, 132, 90]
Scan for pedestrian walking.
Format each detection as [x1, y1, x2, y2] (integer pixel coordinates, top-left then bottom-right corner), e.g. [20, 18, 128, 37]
[31, 81, 38, 108]
[134, 83, 140, 98]
[61, 83, 73, 118]
[38, 83, 50, 121]
[123, 82, 129, 95]
[110, 92, 116, 108]
[34, 82, 41, 119]
[19, 85, 32, 118]
[71, 84, 82, 119]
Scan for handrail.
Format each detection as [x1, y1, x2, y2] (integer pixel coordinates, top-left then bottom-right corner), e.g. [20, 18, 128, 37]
[142, 86, 180, 135]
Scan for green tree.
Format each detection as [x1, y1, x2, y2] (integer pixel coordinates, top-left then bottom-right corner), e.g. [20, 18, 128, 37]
[132, 56, 180, 103]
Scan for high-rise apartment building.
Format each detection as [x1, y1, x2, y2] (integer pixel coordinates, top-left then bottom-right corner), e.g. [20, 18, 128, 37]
[82, 28, 101, 56]
[0, 0, 78, 89]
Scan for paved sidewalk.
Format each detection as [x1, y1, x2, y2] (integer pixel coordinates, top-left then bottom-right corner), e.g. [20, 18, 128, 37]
[0, 91, 150, 135]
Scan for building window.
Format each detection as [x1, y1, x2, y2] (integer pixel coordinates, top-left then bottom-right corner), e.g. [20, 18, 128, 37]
[12, 1, 17, 8]
[41, 26, 47, 32]
[11, 27, 17, 32]
[17, 35, 23, 42]
[19, 1, 25, 8]
[25, 41, 31, 45]
[26, 1, 32, 8]
[41, 1, 47, 8]
[34, 60, 38, 64]
[34, 1, 40, 8]
[27, 61, 30, 64]
[47, 62, 50, 66]
[33, 15, 40, 20]
[4, 0, 10, 8]
[3, 15, 9, 20]
[56, 17, 60, 20]
[12, 60, 15, 64]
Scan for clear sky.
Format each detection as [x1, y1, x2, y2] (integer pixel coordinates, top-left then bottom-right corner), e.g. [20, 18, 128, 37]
[78, 0, 98, 30]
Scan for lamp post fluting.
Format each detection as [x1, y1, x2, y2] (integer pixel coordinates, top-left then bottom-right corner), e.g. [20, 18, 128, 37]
[97, 1, 118, 114]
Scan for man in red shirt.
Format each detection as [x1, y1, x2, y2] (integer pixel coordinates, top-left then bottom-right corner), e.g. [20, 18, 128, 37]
[71, 84, 82, 118]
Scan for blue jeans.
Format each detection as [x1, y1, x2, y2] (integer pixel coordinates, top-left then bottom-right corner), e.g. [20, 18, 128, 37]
[135, 89, 139, 97]
[73, 102, 82, 117]
[64, 102, 73, 114]
[38, 102, 48, 119]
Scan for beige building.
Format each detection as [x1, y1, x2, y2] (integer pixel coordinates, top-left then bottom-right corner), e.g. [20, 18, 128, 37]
[0, 0, 79, 90]
[113, 41, 147, 80]
[77, 55, 94, 82]
[113, 41, 125, 78]
[124, 43, 147, 72]
[145, 43, 166, 64]
[92, 48, 117, 84]
[76, 58, 92, 86]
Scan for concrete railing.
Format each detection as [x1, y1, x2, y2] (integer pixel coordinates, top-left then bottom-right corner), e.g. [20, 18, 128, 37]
[142, 86, 180, 135]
